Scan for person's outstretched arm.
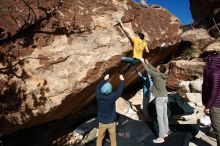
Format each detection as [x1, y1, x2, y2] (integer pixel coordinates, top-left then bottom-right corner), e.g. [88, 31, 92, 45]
[140, 59, 158, 77]
[137, 71, 147, 81]
[96, 74, 109, 94]
[113, 75, 125, 100]
[144, 33, 150, 53]
[118, 21, 136, 41]
[145, 45, 149, 53]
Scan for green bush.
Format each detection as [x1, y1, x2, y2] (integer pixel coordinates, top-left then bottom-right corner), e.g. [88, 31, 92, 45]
[182, 47, 195, 60]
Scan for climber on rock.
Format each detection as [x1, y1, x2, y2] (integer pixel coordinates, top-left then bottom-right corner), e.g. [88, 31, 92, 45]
[140, 58, 170, 144]
[118, 20, 149, 74]
[96, 74, 125, 146]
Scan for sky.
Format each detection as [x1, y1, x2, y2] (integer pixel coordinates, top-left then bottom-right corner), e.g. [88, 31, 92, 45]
[134, 0, 193, 25]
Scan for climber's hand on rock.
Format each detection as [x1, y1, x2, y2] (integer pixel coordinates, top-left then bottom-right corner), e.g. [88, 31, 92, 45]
[116, 19, 122, 25]
[104, 74, 110, 80]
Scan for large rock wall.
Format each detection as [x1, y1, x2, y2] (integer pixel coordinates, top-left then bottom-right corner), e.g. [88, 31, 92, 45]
[167, 27, 220, 90]
[0, 0, 181, 134]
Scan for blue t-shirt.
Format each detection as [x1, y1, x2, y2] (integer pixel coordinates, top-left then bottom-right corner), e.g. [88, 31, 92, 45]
[137, 71, 152, 97]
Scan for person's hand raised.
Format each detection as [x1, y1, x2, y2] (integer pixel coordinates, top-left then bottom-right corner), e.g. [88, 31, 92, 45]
[116, 19, 123, 26]
[119, 74, 124, 80]
[104, 74, 110, 80]
[144, 59, 149, 64]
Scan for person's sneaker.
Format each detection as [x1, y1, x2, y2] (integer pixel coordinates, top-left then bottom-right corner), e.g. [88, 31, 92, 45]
[153, 137, 164, 143]
[200, 115, 211, 126]
[164, 130, 172, 138]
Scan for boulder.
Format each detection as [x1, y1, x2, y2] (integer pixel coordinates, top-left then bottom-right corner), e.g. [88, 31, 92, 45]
[52, 131, 83, 146]
[204, 41, 220, 53]
[189, 79, 203, 93]
[167, 60, 205, 90]
[116, 97, 131, 115]
[181, 28, 215, 57]
[81, 128, 98, 145]
[178, 81, 190, 93]
[185, 93, 203, 107]
[0, 0, 181, 134]
[128, 89, 152, 119]
[116, 97, 139, 120]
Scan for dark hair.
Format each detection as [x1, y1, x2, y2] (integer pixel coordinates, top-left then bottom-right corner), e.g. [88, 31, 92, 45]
[159, 65, 167, 73]
[137, 32, 145, 40]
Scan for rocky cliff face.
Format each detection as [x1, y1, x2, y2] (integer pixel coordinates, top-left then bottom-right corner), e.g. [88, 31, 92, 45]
[0, 0, 181, 134]
[167, 0, 220, 90]
[166, 27, 220, 90]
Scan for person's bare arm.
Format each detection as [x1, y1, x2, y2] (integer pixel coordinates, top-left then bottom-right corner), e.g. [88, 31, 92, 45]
[144, 58, 149, 64]
[113, 75, 125, 101]
[139, 58, 158, 78]
[118, 21, 136, 41]
[96, 74, 110, 93]
[145, 46, 149, 53]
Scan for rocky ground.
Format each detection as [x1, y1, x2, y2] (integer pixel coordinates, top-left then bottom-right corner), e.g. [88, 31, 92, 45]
[129, 90, 217, 146]
[51, 88, 217, 146]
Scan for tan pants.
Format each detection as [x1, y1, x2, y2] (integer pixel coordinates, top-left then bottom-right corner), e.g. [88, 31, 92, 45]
[96, 122, 116, 146]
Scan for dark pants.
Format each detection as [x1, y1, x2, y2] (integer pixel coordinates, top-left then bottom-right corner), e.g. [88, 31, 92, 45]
[210, 106, 220, 146]
[121, 57, 139, 73]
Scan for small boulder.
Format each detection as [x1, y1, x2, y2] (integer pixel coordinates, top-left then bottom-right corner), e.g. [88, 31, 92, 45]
[185, 93, 203, 107]
[189, 79, 203, 93]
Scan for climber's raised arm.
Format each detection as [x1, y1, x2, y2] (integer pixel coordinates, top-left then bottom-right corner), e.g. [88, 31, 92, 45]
[118, 21, 136, 41]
